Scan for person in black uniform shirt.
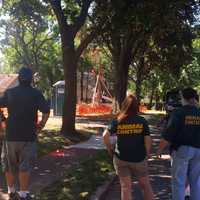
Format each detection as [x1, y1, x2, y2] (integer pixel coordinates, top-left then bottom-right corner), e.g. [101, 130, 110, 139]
[0, 109, 6, 136]
[103, 94, 154, 200]
[0, 67, 50, 200]
[0, 109, 6, 165]
[157, 87, 200, 200]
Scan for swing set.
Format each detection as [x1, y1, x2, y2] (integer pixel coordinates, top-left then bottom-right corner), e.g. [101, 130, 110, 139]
[76, 68, 113, 115]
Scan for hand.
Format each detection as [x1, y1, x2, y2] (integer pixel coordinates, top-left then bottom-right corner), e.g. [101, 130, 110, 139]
[36, 122, 45, 133]
[107, 148, 114, 157]
[156, 148, 163, 159]
[157, 139, 170, 159]
[146, 152, 152, 159]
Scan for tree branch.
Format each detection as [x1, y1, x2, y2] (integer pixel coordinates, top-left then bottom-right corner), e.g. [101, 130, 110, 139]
[76, 27, 98, 59]
[36, 34, 54, 51]
[72, 0, 92, 35]
[128, 74, 136, 83]
[101, 33, 114, 55]
[76, 33, 93, 59]
[101, 46, 112, 60]
[14, 40, 23, 58]
[48, 0, 69, 32]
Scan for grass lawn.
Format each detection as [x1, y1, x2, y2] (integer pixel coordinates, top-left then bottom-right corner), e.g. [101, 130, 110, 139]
[37, 129, 91, 157]
[37, 117, 95, 157]
[35, 150, 113, 200]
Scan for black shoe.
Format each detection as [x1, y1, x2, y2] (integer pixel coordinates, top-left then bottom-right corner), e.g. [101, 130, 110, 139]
[185, 195, 190, 200]
[9, 192, 20, 200]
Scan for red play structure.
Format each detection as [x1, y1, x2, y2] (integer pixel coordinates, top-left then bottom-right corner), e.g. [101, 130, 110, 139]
[76, 69, 147, 116]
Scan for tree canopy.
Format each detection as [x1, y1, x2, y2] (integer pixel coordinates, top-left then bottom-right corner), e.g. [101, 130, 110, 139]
[0, 0, 199, 134]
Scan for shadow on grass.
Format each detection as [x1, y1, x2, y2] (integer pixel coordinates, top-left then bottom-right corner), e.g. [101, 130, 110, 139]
[35, 150, 113, 200]
[37, 129, 92, 157]
[0, 124, 96, 195]
[76, 114, 115, 121]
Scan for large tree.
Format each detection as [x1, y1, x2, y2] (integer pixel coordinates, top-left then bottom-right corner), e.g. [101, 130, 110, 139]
[46, 0, 101, 135]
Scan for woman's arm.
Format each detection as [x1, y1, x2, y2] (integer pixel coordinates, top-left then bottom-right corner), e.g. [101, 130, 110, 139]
[144, 135, 152, 159]
[103, 129, 114, 157]
[156, 139, 170, 158]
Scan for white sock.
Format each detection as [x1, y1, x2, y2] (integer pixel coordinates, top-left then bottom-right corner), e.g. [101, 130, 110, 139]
[19, 191, 29, 198]
[185, 185, 190, 196]
[8, 186, 15, 194]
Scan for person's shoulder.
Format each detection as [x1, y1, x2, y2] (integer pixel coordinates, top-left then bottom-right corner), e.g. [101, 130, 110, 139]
[197, 107, 200, 113]
[107, 118, 118, 132]
[31, 87, 40, 92]
[5, 85, 19, 93]
[110, 118, 118, 125]
[31, 87, 43, 95]
[136, 115, 147, 123]
[171, 105, 182, 112]
[171, 107, 185, 118]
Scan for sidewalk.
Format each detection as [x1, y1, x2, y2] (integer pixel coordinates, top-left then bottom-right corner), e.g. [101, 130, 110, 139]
[103, 157, 171, 200]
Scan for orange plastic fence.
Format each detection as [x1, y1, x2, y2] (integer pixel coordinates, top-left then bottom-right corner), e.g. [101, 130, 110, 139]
[139, 105, 147, 112]
[76, 103, 112, 115]
[76, 103, 148, 115]
[0, 104, 148, 117]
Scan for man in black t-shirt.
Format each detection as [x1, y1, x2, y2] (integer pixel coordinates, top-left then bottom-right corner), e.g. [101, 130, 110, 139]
[157, 88, 200, 200]
[0, 67, 50, 200]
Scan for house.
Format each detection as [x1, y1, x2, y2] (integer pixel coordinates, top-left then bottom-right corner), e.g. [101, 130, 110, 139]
[0, 74, 18, 97]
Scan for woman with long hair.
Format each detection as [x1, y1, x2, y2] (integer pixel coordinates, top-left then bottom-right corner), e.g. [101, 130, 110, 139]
[103, 94, 154, 200]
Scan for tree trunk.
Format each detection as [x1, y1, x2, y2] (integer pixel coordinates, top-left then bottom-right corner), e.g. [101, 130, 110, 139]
[155, 90, 159, 110]
[135, 77, 142, 104]
[149, 86, 155, 109]
[80, 70, 84, 101]
[49, 0, 94, 137]
[61, 33, 77, 135]
[85, 71, 89, 103]
[135, 57, 144, 104]
[113, 54, 130, 110]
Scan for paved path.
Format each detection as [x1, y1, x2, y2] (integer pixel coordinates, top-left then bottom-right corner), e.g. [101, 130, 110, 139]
[67, 135, 106, 150]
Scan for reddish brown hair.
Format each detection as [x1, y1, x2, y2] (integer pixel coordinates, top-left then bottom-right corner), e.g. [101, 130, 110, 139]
[117, 94, 139, 123]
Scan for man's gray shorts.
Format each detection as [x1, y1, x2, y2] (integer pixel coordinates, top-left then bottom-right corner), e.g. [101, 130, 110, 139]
[1, 141, 37, 173]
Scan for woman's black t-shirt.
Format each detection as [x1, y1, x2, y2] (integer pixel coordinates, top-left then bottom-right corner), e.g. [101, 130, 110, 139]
[108, 115, 150, 162]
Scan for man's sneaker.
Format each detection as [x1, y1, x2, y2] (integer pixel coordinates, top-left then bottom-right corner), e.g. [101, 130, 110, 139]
[185, 195, 190, 200]
[19, 193, 33, 200]
[8, 192, 20, 200]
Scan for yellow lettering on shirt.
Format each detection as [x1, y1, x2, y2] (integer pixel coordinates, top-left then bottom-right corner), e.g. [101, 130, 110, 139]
[185, 116, 200, 125]
[117, 123, 144, 135]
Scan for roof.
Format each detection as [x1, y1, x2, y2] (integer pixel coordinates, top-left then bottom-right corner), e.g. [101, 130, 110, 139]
[0, 74, 18, 95]
[53, 80, 65, 87]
